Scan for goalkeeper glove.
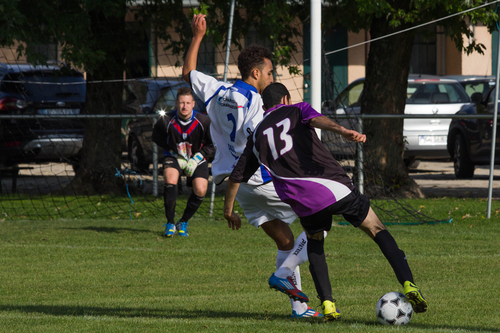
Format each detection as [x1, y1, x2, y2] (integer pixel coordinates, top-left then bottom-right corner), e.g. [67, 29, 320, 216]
[185, 152, 204, 177]
[169, 150, 188, 170]
[177, 156, 188, 170]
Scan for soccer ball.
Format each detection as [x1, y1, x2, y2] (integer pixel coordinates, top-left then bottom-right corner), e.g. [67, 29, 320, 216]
[376, 292, 413, 326]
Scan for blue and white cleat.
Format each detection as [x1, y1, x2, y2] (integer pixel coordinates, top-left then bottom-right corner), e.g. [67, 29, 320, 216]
[291, 306, 323, 319]
[164, 222, 176, 237]
[268, 273, 309, 302]
[176, 222, 189, 237]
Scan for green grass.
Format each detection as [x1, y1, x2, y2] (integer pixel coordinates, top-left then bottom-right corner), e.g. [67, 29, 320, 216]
[0, 198, 499, 332]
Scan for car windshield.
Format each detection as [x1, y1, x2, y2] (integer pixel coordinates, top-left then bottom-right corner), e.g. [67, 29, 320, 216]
[1, 71, 86, 98]
[406, 82, 469, 104]
[462, 81, 494, 98]
[335, 81, 364, 108]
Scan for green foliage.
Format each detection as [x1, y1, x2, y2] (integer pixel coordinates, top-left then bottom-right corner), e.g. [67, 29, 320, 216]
[325, 0, 499, 55]
[185, 0, 305, 75]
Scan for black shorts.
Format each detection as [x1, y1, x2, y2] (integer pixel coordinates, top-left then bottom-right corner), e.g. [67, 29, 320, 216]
[163, 156, 209, 187]
[299, 187, 370, 236]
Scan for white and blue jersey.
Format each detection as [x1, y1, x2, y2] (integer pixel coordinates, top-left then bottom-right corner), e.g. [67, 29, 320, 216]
[189, 70, 271, 185]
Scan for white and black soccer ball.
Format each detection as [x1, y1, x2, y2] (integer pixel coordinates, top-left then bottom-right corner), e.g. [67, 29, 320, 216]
[376, 292, 413, 326]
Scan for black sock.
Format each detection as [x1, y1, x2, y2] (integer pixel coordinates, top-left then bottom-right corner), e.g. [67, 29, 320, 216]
[163, 184, 177, 223]
[373, 230, 414, 286]
[180, 192, 204, 222]
[307, 237, 333, 303]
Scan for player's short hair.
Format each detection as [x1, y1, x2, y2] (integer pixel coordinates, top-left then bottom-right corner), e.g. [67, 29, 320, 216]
[262, 83, 290, 109]
[237, 45, 273, 80]
[176, 87, 194, 101]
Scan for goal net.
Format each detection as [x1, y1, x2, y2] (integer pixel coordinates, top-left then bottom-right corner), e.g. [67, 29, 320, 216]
[0, 5, 443, 224]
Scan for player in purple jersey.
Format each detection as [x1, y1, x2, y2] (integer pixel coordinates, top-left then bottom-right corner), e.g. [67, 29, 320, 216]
[152, 88, 214, 238]
[224, 83, 428, 321]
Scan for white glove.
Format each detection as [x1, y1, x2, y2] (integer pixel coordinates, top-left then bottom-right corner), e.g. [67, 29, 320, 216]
[185, 152, 204, 177]
[177, 156, 188, 170]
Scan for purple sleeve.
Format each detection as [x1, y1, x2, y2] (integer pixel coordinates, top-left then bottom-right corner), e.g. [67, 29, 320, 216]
[296, 102, 322, 124]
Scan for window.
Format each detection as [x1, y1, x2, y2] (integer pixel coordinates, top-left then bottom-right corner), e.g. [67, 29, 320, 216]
[153, 88, 177, 113]
[27, 43, 58, 63]
[335, 81, 364, 108]
[410, 26, 437, 75]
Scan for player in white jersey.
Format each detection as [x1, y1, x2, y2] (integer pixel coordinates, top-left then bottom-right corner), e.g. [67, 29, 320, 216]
[182, 14, 321, 318]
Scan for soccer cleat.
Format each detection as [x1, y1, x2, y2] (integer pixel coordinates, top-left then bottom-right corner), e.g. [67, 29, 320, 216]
[164, 223, 176, 237]
[291, 306, 323, 319]
[404, 281, 428, 313]
[176, 222, 189, 237]
[321, 300, 341, 321]
[268, 273, 309, 302]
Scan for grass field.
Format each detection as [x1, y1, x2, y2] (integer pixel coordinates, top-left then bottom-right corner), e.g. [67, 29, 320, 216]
[0, 198, 499, 332]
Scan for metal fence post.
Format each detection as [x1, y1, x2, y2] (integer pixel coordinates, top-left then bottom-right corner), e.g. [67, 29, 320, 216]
[357, 117, 364, 194]
[152, 117, 158, 197]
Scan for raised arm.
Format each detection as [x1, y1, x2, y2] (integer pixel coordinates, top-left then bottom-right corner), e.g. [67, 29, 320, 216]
[309, 115, 366, 143]
[182, 14, 207, 85]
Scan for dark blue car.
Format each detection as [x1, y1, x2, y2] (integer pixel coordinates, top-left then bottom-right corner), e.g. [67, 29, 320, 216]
[0, 63, 86, 168]
[447, 86, 500, 178]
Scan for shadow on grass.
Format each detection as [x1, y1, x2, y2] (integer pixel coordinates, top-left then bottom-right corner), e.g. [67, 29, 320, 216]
[62, 226, 155, 234]
[0, 304, 499, 331]
[0, 304, 284, 321]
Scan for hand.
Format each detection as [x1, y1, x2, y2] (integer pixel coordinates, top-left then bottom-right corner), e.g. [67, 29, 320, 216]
[225, 211, 242, 230]
[185, 152, 204, 177]
[177, 156, 188, 170]
[191, 14, 207, 40]
[342, 129, 366, 143]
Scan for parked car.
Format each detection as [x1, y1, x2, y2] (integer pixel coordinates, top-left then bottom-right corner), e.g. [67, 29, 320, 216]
[124, 77, 206, 171]
[325, 75, 471, 166]
[447, 86, 500, 178]
[444, 75, 495, 100]
[445, 75, 495, 101]
[0, 62, 86, 168]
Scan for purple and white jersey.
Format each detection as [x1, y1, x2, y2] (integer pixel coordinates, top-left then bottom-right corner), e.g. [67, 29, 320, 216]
[229, 102, 355, 217]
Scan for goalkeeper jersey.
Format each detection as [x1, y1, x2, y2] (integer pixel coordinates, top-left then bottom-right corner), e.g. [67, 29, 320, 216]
[152, 110, 214, 161]
[189, 70, 271, 185]
[229, 102, 355, 217]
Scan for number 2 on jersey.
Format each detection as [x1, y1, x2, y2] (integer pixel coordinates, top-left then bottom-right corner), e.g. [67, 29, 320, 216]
[227, 113, 236, 142]
[262, 118, 293, 160]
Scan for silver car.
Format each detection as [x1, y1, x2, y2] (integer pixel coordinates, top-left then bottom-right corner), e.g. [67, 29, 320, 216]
[324, 75, 470, 165]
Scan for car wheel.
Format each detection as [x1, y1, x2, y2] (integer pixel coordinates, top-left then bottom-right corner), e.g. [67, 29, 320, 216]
[70, 155, 81, 173]
[453, 134, 474, 179]
[404, 158, 420, 170]
[128, 135, 149, 172]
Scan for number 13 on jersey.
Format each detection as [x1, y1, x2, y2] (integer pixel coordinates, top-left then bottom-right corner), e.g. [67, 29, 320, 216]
[262, 118, 293, 160]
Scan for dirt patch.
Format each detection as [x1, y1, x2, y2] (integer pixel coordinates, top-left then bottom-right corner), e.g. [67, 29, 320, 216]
[2, 161, 499, 199]
[409, 161, 500, 199]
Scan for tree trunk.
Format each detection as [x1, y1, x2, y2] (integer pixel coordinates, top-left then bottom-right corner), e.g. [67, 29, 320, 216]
[64, 4, 127, 195]
[361, 18, 424, 198]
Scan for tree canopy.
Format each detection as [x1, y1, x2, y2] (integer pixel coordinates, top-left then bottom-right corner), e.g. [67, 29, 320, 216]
[1, 0, 498, 196]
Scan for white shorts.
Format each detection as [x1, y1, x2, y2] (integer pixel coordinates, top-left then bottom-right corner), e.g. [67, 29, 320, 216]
[236, 182, 297, 228]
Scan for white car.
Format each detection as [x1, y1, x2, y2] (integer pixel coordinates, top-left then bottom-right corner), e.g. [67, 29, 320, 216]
[323, 74, 471, 165]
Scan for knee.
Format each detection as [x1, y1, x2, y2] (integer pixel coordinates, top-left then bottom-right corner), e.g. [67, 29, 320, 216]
[306, 231, 325, 241]
[360, 223, 385, 238]
[193, 188, 207, 197]
[276, 237, 294, 251]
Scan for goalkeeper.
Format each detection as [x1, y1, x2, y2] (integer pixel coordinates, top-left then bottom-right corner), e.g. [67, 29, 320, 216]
[152, 87, 214, 238]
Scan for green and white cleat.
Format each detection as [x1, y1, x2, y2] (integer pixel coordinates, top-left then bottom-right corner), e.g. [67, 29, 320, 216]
[404, 281, 428, 313]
